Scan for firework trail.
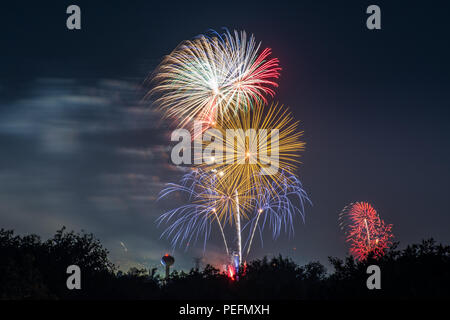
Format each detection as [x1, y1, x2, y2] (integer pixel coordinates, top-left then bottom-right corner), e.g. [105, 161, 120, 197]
[120, 241, 128, 252]
[339, 202, 394, 261]
[234, 189, 242, 263]
[150, 29, 281, 129]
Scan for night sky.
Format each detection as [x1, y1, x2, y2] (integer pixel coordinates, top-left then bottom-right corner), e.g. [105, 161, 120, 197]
[1, 0, 449, 272]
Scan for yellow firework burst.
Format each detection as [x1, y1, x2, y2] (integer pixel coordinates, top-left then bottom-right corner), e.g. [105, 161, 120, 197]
[195, 102, 305, 195]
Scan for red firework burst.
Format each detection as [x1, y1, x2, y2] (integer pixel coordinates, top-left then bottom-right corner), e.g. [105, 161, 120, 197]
[339, 202, 393, 261]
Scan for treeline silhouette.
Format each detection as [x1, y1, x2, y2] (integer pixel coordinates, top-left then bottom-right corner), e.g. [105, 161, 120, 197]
[0, 227, 449, 299]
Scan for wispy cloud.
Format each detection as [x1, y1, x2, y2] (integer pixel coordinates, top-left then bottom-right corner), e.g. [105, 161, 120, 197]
[0, 77, 202, 271]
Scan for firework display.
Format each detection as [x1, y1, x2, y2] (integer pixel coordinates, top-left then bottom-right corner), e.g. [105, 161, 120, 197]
[150, 30, 281, 128]
[154, 29, 309, 273]
[339, 202, 394, 261]
[3, 2, 449, 303]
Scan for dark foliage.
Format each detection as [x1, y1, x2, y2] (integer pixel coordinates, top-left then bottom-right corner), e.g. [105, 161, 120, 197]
[0, 228, 449, 299]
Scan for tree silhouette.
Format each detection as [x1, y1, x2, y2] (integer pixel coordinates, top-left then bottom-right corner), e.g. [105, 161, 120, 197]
[0, 227, 449, 299]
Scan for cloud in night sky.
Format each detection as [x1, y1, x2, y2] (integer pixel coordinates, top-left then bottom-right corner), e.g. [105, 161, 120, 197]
[0, 77, 192, 271]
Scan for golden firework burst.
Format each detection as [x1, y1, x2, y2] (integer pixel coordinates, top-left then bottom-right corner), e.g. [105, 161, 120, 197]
[195, 102, 305, 196]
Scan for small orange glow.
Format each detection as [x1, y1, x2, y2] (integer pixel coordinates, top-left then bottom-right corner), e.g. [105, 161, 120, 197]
[228, 265, 235, 280]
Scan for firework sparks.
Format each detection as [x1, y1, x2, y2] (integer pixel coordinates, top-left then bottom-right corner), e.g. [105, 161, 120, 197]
[150, 29, 281, 128]
[158, 169, 310, 258]
[339, 202, 394, 261]
[244, 171, 311, 256]
[196, 101, 305, 197]
[157, 169, 251, 253]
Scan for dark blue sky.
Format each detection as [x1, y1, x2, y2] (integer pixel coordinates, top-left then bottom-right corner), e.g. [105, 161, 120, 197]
[0, 0, 449, 272]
